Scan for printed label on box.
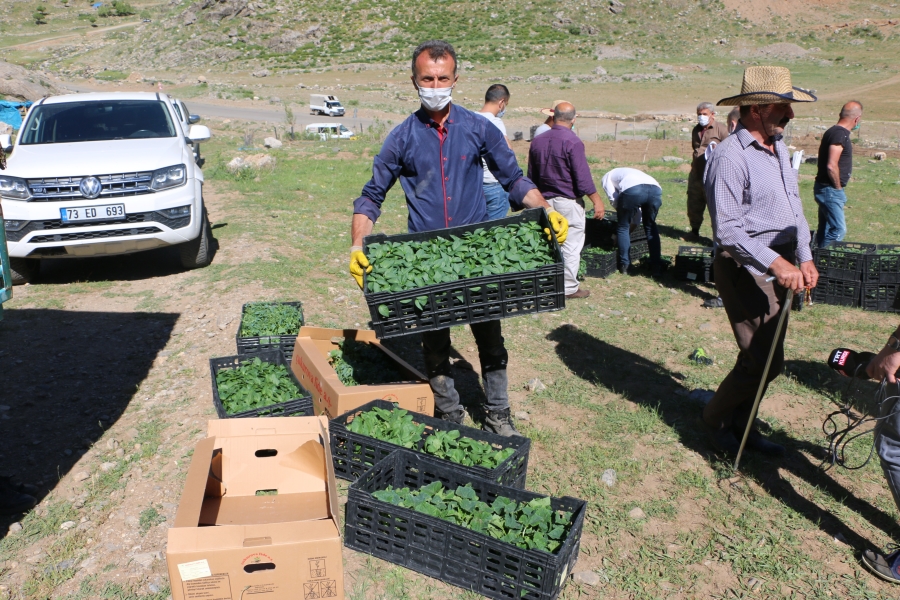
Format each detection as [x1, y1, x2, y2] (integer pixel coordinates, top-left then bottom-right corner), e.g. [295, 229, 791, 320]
[178, 559, 213, 582]
[183, 573, 231, 599]
[308, 557, 326, 578]
[303, 579, 338, 599]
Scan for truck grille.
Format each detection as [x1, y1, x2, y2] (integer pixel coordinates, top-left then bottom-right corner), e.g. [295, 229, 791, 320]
[29, 226, 162, 243]
[5, 211, 190, 242]
[27, 172, 154, 201]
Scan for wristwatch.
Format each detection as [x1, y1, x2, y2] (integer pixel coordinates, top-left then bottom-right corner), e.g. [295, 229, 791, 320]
[888, 335, 900, 352]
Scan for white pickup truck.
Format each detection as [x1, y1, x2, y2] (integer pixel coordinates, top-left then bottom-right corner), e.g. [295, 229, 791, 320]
[310, 94, 344, 117]
[0, 92, 212, 284]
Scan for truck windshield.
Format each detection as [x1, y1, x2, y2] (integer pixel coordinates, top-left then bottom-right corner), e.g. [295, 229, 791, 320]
[327, 102, 342, 108]
[19, 100, 177, 145]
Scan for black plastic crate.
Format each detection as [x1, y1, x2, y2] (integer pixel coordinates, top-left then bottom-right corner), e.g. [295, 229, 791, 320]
[585, 214, 646, 249]
[811, 278, 861, 308]
[235, 301, 304, 360]
[862, 283, 900, 313]
[581, 247, 616, 278]
[673, 246, 714, 283]
[209, 349, 313, 419]
[813, 242, 875, 282]
[345, 450, 585, 600]
[362, 209, 565, 339]
[330, 399, 530, 487]
[629, 239, 649, 263]
[865, 245, 900, 284]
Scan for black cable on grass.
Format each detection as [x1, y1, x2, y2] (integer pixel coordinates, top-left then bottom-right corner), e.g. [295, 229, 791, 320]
[821, 378, 900, 472]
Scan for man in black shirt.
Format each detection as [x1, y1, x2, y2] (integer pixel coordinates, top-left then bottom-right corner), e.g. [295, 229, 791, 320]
[814, 101, 862, 248]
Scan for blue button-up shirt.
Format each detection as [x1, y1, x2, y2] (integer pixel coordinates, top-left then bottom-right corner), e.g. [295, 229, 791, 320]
[353, 104, 537, 233]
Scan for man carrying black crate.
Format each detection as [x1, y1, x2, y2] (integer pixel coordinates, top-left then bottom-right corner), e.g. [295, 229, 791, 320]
[348, 40, 569, 436]
[702, 66, 819, 455]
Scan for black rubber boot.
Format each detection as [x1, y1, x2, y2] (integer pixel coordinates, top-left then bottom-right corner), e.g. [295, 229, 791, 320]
[484, 408, 519, 437]
[429, 375, 462, 418]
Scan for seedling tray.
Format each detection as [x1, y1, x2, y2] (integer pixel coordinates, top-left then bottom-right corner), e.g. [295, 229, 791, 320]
[209, 349, 313, 419]
[345, 450, 585, 600]
[629, 239, 649, 263]
[235, 301, 304, 360]
[330, 399, 530, 486]
[362, 209, 565, 339]
[673, 246, 714, 283]
[812, 277, 861, 308]
[862, 283, 900, 313]
[584, 214, 647, 249]
[582, 247, 616, 278]
[813, 242, 875, 282]
[864, 245, 900, 284]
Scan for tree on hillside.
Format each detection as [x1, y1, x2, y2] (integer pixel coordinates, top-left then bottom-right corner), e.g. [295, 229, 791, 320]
[33, 5, 48, 24]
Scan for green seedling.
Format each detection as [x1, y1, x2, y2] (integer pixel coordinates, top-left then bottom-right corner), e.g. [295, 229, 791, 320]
[347, 406, 426, 448]
[239, 302, 304, 337]
[328, 339, 407, 386]
[372, 481, 573, 554]
[423, 429, 516, 469]
[215, 357, 302, 414]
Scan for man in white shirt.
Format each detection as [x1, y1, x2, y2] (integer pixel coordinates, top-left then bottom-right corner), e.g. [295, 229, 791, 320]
[601, 167, 663, 275]
[479, 84, 513, 220]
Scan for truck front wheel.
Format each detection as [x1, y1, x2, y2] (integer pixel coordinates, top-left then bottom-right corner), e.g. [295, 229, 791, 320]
[8, 257, 39, 285]
[179, 206, 213, 269]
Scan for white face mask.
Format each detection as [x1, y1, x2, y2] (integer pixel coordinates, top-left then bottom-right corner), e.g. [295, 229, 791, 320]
[497, 107, 506, 119]
[418, 86, 453, 112]
[698, 114, 710, 127]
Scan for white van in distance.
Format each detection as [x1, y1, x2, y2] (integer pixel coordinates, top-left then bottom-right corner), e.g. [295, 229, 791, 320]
[305, 123, 355, 141]
[309, 94, 345, 117]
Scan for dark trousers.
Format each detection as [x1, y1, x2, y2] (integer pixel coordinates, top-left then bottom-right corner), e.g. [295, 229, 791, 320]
[421, 320, 508, 411]
[686, 159, 708, 231]
[615, 184, 662, 268]
[703, 250, 793, 431]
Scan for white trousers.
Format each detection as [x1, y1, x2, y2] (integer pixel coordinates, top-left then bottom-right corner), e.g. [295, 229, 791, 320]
[545, 197, 586, 295]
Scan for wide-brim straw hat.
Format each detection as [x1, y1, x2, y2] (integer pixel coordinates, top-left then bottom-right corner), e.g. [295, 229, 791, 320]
[717, 66, 817, 106]
[540, 100, 568, 116]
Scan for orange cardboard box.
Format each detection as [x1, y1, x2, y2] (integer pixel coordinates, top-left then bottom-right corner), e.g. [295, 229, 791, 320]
[166, 417, 343, 600]
[291, 326, 434, 419]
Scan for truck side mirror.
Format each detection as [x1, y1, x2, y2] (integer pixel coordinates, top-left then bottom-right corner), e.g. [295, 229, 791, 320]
[188, 125, 211, 143]
[188, 114, 201, 124]
[0, 134, 11, 152]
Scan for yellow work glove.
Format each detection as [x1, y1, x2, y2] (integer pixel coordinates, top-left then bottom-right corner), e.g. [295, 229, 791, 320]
[545, 211, 569, 245]
[349, 247, 372, 289]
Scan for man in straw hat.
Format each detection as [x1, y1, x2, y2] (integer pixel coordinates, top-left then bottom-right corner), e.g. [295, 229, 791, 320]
[533, 100, 566, 138]
[701, 66, 819, 455]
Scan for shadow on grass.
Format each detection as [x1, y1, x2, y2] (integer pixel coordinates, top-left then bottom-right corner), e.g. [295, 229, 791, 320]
[547, 324, 900, 551]
[0, 308, 178, 535]
[27, 227, 220, 286]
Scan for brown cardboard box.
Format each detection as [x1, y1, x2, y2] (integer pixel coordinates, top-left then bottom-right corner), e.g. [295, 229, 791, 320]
[291, 326, 434, 419]
[166, 417, 344, 600]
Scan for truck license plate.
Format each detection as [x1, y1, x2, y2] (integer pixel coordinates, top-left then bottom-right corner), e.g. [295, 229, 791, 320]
[60, 204, 126, 223]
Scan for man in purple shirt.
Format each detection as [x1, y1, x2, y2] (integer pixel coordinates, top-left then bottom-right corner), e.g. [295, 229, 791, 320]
[527, 102, 605, 298]
[349, 40, 568, 436]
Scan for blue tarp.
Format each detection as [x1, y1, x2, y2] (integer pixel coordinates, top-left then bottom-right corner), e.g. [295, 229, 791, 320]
[0, 100, 32, 130]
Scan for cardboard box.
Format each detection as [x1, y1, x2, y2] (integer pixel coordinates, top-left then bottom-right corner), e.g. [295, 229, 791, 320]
[166, 417, 344, 600]
[291, 326, 434, 419]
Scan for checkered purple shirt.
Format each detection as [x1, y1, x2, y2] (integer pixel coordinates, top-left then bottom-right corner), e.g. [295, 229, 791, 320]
[704, 124, 813, 276]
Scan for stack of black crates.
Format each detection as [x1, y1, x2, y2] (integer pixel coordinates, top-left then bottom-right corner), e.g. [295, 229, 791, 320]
[812, 242, 900, 312]
[582, 213, 649, 278]
[335, 400, 586, 600]
[673, 246, 715, 283]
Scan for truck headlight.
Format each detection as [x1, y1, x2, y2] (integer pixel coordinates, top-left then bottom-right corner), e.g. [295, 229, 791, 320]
[150, 164, 186, 191]
[0, 175, 31, 201]
[4, 220, 26, 232]
[160, 205, 191, 218]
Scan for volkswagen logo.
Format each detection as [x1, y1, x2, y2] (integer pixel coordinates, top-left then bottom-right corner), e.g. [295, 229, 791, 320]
[79, 176, 102, 199]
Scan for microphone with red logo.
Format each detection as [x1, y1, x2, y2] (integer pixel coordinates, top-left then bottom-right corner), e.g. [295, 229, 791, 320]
[828, 348, 877, 379]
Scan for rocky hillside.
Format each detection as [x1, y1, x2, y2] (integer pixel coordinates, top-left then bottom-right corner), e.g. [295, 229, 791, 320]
[54, 0, 900, 73]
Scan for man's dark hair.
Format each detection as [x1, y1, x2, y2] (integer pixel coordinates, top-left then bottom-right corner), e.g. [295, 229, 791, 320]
[485, 84, 510, 104]
[554, 104, 576, 122]
[411, 40, 457, 77]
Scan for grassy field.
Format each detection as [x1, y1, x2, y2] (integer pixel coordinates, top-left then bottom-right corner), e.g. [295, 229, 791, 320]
[178, 129, 900, 598]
